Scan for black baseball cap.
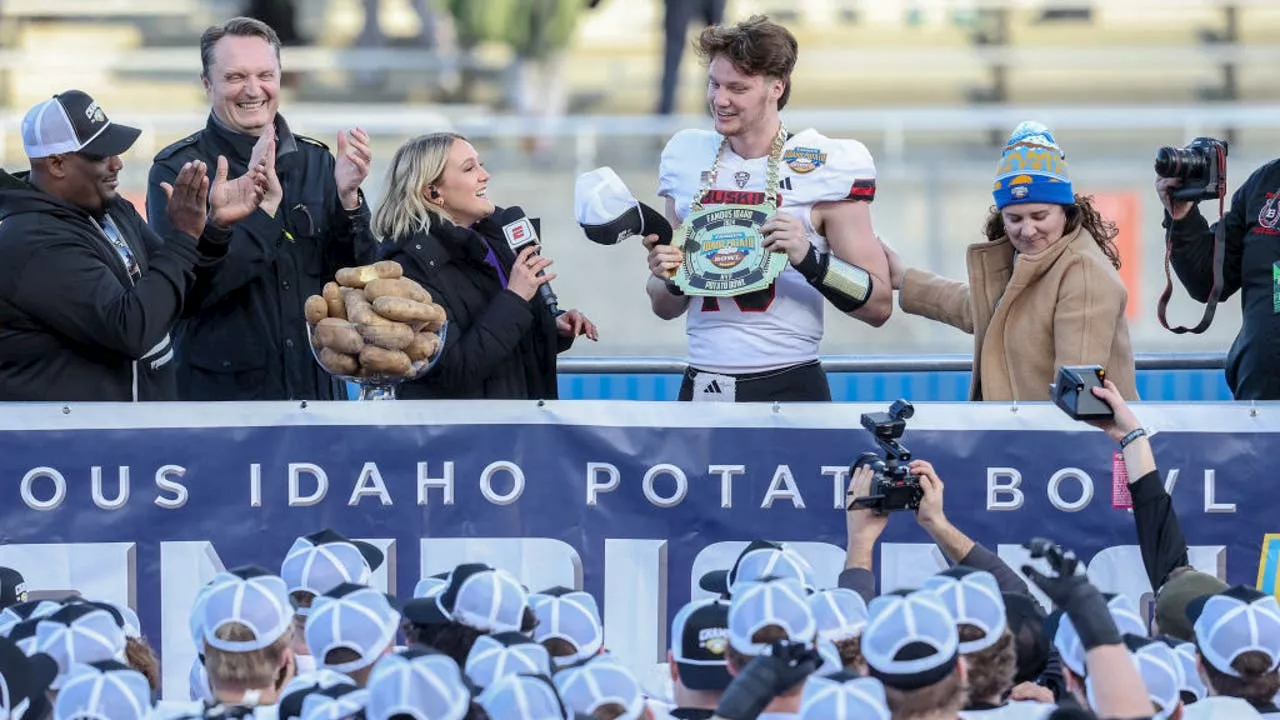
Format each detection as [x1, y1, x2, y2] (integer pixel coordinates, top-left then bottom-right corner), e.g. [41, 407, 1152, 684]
[670, 598, 732, 691]
[0, 568, 26, 610]
[574, 167, 673, 246]
[20, 90, 141, 159]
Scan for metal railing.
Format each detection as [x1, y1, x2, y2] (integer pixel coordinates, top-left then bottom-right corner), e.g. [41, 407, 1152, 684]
[557, 352, 1228, 374]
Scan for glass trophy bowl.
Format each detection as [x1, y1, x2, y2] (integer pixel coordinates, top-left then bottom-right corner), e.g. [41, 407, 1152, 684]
[307, 319, 447, 401]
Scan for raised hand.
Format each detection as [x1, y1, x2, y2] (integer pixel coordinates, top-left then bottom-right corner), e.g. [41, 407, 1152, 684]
[334, 127, 372, 211]
[209, 155, 268, 228]
[162, 161, 210, 239]
[1155, 176, 1194, 222]
[910, 460, 947, 529]
[1086, 379, 1143, 443]
[246, 132, 282, 218]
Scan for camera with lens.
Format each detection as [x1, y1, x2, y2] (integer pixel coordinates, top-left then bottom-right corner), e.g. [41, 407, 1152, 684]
[846, 399, 922, 515]
[1154, 137, 1228, 202]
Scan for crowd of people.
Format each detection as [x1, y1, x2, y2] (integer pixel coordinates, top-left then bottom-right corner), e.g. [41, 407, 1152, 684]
[0, 387, 1276, 720]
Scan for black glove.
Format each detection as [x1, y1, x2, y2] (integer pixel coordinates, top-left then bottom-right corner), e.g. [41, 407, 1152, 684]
[714, 640, 821, 720]
[1021, 538, 1121, 652]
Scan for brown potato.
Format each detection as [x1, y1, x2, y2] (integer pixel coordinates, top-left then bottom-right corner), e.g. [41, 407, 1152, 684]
[318, 347, 358, 375]
[323, 282, 346, 320]
[358, 321, 414, 350]
[350, 304, 395, 327]
[364, 278, 429, 304]
[373, 260, 403, 279]
[403, 331, 440, 362]
[335, 265, 379, 288]
[402, 278, 432, 305]
[372, 296, 434, 323]
[343, 287, 373, 319]
[304, 295, 328, 323]
[359, 346, 413, 377]
[421, 332, 442, 359]
[314, 318, 365, 355]
[422, 304, 446, 332]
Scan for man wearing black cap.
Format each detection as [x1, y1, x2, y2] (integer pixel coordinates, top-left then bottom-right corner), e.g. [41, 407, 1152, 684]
[669, 598, 732, 719]
[147, 16, 378, 402]
[0, 90, 267, 402]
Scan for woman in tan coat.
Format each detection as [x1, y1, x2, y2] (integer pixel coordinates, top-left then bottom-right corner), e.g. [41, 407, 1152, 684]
[882, 122, 1138, 402]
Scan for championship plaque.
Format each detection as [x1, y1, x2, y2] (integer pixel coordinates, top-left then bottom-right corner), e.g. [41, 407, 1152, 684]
[671, 203, 787, 297]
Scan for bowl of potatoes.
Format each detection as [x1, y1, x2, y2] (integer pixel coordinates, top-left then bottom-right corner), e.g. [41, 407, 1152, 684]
[305, 260, 447, 400]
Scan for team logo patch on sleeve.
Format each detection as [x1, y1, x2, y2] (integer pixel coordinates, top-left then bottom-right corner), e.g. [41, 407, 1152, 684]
[783, 147, 827, 174]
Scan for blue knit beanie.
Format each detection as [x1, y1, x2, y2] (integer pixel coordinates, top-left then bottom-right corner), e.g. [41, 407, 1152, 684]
[992, 121, 1074, 210]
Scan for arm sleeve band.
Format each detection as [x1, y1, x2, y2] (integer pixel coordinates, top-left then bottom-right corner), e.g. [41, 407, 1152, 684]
[794, 245, 872, 313]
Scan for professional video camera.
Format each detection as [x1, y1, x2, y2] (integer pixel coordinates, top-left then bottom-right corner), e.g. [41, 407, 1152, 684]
[1154, 137, 1228, 202]
[846, 399, 921, 515]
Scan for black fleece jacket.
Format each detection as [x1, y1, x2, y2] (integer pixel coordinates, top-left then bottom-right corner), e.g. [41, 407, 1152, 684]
[380, 211, 571, 399]
[0, 169, 228, 401]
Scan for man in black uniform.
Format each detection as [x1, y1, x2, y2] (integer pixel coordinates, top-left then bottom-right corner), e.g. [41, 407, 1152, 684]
[147, 17, 377, 401]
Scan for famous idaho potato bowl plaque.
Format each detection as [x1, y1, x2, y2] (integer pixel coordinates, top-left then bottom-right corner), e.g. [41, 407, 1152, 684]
[672, 203, 788, 297]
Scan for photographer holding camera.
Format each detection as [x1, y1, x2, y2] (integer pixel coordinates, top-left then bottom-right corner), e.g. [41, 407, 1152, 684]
[843, 401, 1032, 603]
[1157, 138, 1280, 400]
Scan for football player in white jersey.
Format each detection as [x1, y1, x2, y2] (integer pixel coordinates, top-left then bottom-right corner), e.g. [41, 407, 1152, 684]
[643, 15, 892, 403]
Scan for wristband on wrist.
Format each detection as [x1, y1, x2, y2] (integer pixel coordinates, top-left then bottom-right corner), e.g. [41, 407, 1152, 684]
[1119, 428, 1147, 449]
[664, 279, 685, 297]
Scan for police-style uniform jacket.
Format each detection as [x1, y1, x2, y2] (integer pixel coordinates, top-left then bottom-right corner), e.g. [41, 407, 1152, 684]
[0, 169, 230, 401]
[1168, 159, 1280, 401]
[146, 113, 376, 401]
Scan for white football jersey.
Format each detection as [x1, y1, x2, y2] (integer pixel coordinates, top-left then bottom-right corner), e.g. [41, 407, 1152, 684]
[657, 128, 876, 373]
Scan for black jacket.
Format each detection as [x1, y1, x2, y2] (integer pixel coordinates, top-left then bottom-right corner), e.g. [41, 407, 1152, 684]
[146, 113, 377, 401]
[1167, 159, 1280, 399]
[0, 169, 229, 401]
[381, 213, 570, 399]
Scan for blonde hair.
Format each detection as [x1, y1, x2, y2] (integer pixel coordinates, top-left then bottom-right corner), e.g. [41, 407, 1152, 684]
[372, 132, 466, 242]
[204, 622, 293, 691]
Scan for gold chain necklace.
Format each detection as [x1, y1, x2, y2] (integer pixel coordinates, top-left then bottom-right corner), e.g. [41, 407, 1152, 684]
[690, 124, 788, 213]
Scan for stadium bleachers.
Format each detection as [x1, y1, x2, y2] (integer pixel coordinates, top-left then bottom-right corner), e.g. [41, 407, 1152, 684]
[4, 1, 1280, 112]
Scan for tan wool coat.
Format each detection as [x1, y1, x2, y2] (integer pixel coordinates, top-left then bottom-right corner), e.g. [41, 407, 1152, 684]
[899, 227, 1138, 402]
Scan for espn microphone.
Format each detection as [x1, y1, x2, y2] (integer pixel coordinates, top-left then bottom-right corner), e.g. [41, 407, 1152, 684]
[490, 205, 560, 316]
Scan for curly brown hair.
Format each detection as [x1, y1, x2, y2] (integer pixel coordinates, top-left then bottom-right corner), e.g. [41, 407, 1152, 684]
[834, 635, 864, 672]
[959, 626, 1016, 703]
[983, 194, 1121, 270]
[696, 15, 798, 110]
